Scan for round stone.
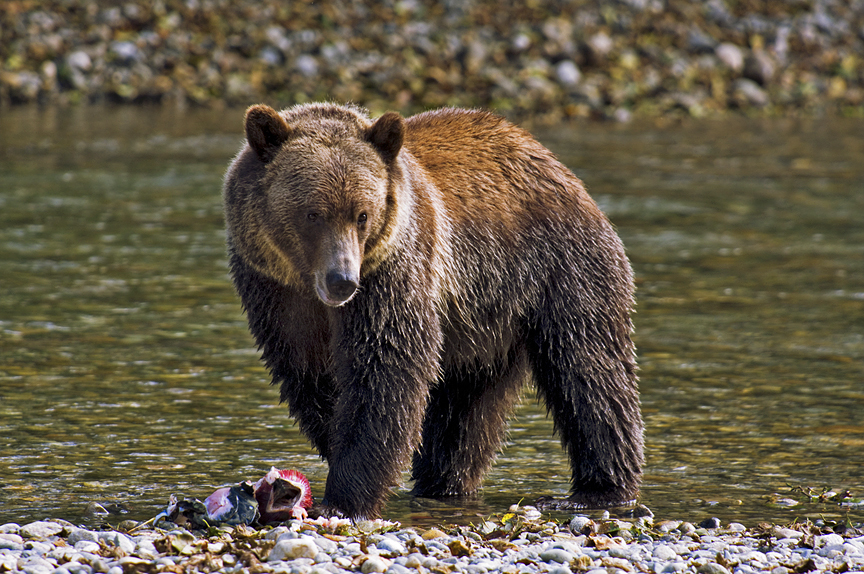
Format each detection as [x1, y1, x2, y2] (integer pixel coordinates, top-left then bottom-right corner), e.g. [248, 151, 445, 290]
[19, 521, 64, 540]
[269, 537, 319, 561]
[653, 544, 678, 561]
[361, 556, 388, 573]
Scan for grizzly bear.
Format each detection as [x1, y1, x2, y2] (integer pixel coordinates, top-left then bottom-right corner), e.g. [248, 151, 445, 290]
[223, 103, 643, 519]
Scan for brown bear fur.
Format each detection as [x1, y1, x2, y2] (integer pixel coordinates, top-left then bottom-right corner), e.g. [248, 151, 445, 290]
[223, 103, 643, 519]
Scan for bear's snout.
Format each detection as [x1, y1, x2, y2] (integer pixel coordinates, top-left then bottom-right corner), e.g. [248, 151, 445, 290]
[323, 269, 358, 304]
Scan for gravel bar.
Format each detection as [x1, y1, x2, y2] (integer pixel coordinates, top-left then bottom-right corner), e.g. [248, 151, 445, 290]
[2, 0, 863, 120]
[3, 505, 864, 574]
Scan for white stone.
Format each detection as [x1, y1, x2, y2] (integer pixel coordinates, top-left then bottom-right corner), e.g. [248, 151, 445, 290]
[555, 60, 581, 86]
[715, 43, 744, 72]
[814, 533, 844, 548]
[98, 531, 135, 554]
[569, 516, 591, 532]
[362, 556, 388, 573]
[772, 527, 803, 539]
[19, 521, 64, 540]
[375, 537, 406, 556]
[295, 55, 318, 77]
[74, 540, 101, 553]
[66, 50, 92, 72]
[654, 544, 678, 561]
[540, 548, 575, 563]
[269, 537, 319, 561]
[67, 528, 99, 545]
[136, 539, 159, 559]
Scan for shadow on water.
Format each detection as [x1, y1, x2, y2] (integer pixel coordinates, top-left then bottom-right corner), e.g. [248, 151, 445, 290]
[1, 106, 862, 528]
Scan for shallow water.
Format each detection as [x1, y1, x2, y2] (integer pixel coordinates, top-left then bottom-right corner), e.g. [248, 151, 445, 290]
[1, 106, 862, 529]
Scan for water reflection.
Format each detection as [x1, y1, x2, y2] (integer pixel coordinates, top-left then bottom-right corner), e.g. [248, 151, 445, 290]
[1, 107, 862, 528]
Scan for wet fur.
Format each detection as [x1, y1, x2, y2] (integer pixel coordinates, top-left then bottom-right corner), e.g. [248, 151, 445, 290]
[223, 103, 643, 519]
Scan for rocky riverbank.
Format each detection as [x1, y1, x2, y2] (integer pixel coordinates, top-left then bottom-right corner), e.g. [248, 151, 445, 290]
[1, 0, 863, 121]
[3, 506, 864, 574]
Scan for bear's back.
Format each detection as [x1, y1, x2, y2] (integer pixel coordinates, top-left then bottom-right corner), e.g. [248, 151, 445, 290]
[402, 108, 602, 231]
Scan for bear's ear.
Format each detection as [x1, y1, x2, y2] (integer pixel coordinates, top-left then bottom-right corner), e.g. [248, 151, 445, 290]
[245, 104, 291, 163]
[366, 111, 404, 164]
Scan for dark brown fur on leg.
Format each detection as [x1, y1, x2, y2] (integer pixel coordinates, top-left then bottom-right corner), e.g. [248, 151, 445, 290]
[321, 254, 442, 519]
[526, 222, 643, 510]
[228, 248, 337, 458]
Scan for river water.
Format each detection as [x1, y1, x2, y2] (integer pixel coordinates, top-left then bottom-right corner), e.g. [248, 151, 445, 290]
[1, 106, 862, 529]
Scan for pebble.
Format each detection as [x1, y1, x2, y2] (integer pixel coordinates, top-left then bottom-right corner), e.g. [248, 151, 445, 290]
[0, 518, 861, 574]
[269, 537, 320, 561]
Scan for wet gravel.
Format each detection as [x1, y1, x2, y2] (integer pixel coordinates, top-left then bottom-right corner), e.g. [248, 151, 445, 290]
[3, 506, 864, 574]
[1, 0, 863, 120]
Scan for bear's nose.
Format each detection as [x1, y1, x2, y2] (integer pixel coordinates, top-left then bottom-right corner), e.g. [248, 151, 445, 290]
[325, 270, 358, 301]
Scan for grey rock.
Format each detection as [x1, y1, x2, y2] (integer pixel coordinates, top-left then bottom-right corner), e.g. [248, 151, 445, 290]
[539, 548, 575, 563]
[74, 541, 101, 553]
[654, 544, 678, 561]
[260, 46, 283, 66]
[743, 51, 775, 86]
[314, 536, 338, 554]
[134, 539, 159, 559]
[734, 78, 769, 107]
[89, 558, 110, 573]
[269, 537, 319, 561]
[688, 28, 717, 53]
[18, 556, 56, 574]
[772, 527, 802, 539]
[715, 43, 744, 72]
[110, 41, 140, 64]
[814, 533, 843, 548]
[555, 60, 581, 86]
[19, 521, 64, 540]
[569, 516, 592, 533]
[26, 540, 54, 554]
[661, 561, 688, 573]
[374, 537, 406, 556]
[699, 517, 722, 529]
[65, 563, 94, 574]
[0, 533, 23, 551]
[295, 54, 319, 77]
[67, 528, 99, 545]
[66, 51, 92, 72]
[361, 556, 388, 573]
[698, 563, 732, 574]
[97, 532, 135, 554]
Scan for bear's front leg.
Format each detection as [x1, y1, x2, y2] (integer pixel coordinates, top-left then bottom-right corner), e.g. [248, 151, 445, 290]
[320, 272, 442, 519]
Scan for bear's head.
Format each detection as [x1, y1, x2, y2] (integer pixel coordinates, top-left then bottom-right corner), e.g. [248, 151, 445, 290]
[225, 104, 406, 307]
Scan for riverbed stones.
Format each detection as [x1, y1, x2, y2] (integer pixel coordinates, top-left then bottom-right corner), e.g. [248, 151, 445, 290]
[1, 518, 863, 574]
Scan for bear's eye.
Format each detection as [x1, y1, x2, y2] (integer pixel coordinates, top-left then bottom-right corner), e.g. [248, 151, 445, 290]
[306, 212, 319, 223]
[357, 213, 367, 226]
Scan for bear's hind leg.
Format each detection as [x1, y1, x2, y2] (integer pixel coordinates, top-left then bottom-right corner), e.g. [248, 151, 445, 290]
[411, 351, 526, 498]
[527, 323, 643, 509]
